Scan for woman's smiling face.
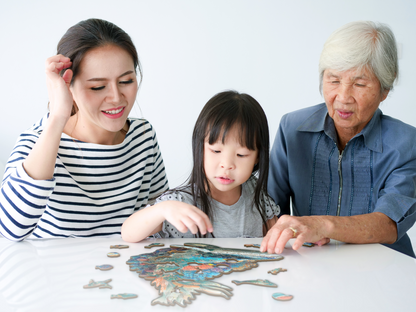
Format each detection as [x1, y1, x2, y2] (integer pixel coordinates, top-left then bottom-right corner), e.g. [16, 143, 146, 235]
[69, 44, 138, 144]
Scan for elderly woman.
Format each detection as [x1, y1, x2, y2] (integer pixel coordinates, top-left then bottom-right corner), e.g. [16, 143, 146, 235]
[262, 21, 416, 257]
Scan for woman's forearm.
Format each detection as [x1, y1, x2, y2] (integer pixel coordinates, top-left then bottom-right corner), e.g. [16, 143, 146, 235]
[23, 115, 68, 180]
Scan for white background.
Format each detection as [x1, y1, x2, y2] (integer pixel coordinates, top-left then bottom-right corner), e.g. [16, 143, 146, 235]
[1, 0, 416, 186]
[1, 0, 416, 242]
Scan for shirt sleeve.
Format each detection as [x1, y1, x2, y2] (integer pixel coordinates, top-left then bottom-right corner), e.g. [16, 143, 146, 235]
[0, 131, 55, 241]
[146, 124, 169, 206]
[373, 151, 416, 242]
[268, 115, 292, 215]
[152, 191, 187, 238]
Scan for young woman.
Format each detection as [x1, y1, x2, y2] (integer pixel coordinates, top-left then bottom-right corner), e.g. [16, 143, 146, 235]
[0, 18, 168, 240]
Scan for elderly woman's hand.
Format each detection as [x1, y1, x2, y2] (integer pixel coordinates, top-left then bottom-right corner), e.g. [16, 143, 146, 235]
[260, 215, 330, 254]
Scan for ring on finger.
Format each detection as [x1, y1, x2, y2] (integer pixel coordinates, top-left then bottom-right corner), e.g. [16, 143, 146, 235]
[289, 227, 298, 238]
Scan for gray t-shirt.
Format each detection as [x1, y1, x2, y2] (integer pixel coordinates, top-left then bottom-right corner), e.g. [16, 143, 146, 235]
[154, 176, 280, 238]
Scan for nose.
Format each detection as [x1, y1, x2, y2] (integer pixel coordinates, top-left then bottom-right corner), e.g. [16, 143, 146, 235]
[106, 83, 122, 104]
[336, 82, 353, 104]
[220, 155, 235, 170]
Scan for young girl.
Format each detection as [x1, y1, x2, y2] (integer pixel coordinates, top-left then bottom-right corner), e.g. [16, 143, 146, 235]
[0, 19, 168, 240]
[122, 91, 280, 242]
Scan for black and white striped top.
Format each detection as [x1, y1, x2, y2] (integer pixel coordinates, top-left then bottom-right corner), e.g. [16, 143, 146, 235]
[0, 114, 169, 240]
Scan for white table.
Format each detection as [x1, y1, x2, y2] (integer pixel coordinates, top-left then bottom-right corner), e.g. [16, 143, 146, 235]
[0, 237, 415, 312]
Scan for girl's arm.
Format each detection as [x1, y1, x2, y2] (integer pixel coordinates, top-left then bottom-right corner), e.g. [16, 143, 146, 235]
[121, 200, 213, 243]
[23, 55, 73, 180]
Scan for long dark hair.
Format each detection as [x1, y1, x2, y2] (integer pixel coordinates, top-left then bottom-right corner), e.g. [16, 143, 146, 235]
[56, 18, 142, 115]
[180, 90, 272, 235]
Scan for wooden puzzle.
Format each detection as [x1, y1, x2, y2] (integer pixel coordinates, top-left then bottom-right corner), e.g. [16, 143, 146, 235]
[272, 292, 293, 301]
[111, 293, 138, 300]
[83, 279, 113, 289]
[95, 264, 114, 271]
[110, 245, 129, 249]
[268, 268, 287, 275]
[126, 243, 283, 307]
[145, 243, 165, 249]
[232, 279, 277, 287]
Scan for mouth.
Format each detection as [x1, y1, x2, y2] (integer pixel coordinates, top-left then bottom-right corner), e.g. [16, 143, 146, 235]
[216, 176, 235, 185]
[102, 107, 125, 118]
[336, 110, 353, 119]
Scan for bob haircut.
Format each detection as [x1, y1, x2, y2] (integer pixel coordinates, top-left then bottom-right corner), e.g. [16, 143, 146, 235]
[56, 18, 142, 115]
[319, 21, 398, 93]
[186, 90, 271, 234]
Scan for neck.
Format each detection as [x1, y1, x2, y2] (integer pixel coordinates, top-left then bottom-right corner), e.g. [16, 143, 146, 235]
[64, 115, 128, 145]
[209, 185, 242, 206]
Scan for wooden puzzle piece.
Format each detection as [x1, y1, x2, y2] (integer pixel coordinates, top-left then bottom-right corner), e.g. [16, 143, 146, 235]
[83, 279, 112, 289]
[107, 252, 120, 258]
[268, 268, 287, 275]
[244, 244, 260, 248]
[232, 279, 277, 288]
[95, 264, 114, 271]
[110, 245, 129, 249]
[272, 292, 293, 301]
[111, 293, 138, 300]
[302, 242, 315, 247]
[144, 243, 165, 249]
[127, 243, 283, 307]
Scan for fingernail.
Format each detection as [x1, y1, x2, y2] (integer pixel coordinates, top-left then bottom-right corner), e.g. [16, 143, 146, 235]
[275, 248, 281, 254]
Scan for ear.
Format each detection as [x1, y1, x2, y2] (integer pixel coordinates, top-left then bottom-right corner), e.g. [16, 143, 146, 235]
[381, 89, 390, 102]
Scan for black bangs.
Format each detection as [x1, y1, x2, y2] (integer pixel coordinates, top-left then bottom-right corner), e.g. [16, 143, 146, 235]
[203, 93, 264, 151]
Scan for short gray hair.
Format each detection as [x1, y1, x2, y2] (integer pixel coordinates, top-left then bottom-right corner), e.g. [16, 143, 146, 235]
[319, 21, 398, 93]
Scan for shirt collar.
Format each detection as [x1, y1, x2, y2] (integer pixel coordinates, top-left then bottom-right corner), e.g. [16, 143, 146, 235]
[297, 103, 383, 153]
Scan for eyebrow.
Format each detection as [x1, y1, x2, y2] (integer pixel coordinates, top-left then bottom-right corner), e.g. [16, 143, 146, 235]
[87, 70, 134, 82]
[326, 72, 371, 81]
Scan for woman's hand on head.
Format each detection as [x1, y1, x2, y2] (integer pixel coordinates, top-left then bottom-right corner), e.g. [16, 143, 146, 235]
[260, 215, 330, 254]
[45, 55, 74, 123]
[162, 201, 213, 236]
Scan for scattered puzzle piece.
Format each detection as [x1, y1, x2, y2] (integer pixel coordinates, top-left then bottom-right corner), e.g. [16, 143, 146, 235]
[95, 264, 114, 271]
[302, 242, 315, 247]
[83, 279, 112, 289]
[232, 279, 277, 288]
[272, 292, 293, 301]
[127, 243, 283, 307]
[111, 293, 138, 300]
[144, 243, 165, 249]
[107, 252, 120, 258]
[110, 245, 129, 249]
[244, 244, 260, 248]
[268, 268, 287, 275]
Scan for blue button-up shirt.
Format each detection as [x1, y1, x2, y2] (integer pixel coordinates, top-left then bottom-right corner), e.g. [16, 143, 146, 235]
[268, 103, 416, 257]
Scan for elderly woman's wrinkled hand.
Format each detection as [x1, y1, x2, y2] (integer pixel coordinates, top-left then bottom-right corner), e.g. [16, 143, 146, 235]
[260, 215, 330, 254]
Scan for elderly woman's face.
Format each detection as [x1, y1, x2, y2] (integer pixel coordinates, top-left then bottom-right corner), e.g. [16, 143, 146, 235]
[323, 68, 389, 141]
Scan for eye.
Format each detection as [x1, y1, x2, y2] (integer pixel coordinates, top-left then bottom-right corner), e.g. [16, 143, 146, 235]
[91, 86, 105, 91]
[209, 148, 220, 154]
[331, 80, 340, 84]
[355, 83, 366, 87]
[120, 79, 134, 85]
[237, 154, 247, 158]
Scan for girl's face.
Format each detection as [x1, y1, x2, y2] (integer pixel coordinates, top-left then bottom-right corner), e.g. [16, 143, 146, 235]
[203, 126, 258, 205]
[69, 45, 138, 144]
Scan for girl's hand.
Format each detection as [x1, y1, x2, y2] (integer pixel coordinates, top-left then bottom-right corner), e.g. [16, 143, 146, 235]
[45, 55, 74, 123]
[162, 201, 214, 236]
[260, 215, 330, 254]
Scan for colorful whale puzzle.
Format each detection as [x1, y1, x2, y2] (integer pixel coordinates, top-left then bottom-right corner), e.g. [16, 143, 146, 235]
[126, 243, 284, 307]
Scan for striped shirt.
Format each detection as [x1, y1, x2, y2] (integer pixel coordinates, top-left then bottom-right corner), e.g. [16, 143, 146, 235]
[0, 114, 169, 240]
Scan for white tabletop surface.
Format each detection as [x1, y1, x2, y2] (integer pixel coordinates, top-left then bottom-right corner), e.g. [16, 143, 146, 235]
[0, 237, 415, 312]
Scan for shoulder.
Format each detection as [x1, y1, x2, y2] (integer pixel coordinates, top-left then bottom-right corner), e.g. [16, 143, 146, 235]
[281, 103, 326, 125]
[379, 113, 416, 151]
[155, 186, 194, 204]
